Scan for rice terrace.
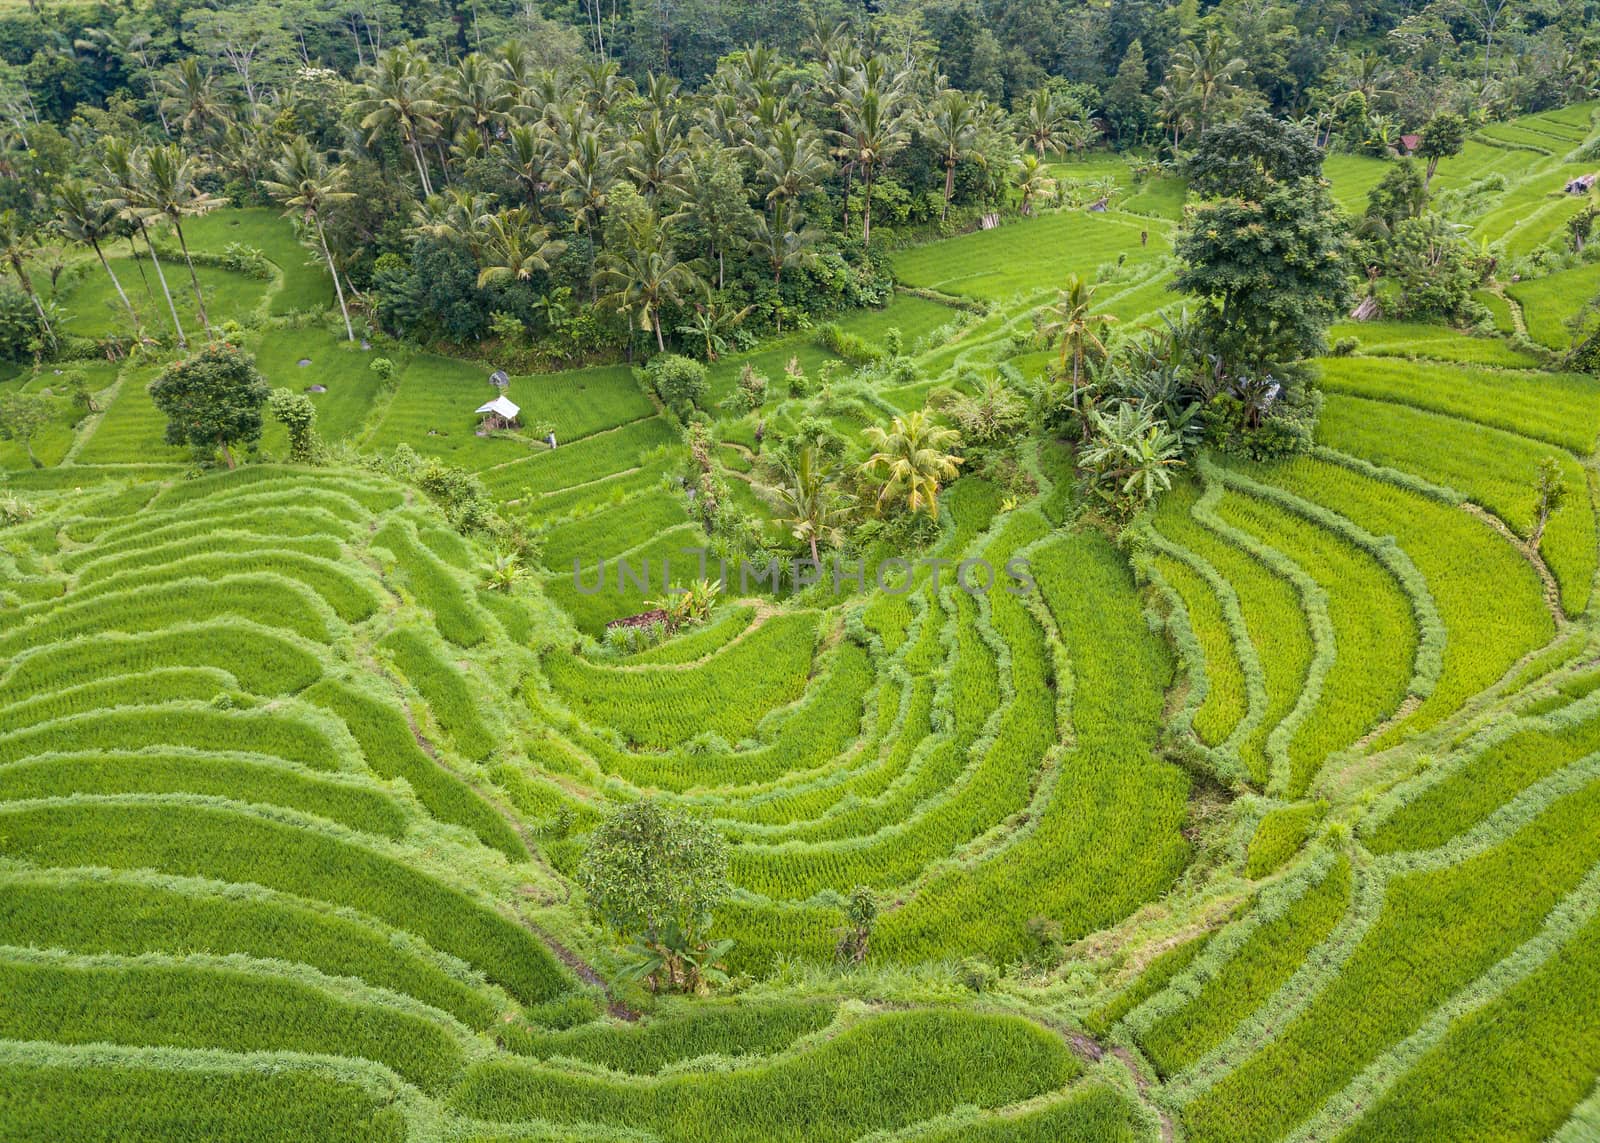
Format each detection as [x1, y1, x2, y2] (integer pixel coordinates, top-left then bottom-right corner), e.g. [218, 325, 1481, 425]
[3, 1, 1600, 1139]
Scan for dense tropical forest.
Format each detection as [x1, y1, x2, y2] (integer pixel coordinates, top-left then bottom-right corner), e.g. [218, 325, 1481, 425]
[2, 0, 1600, 1138]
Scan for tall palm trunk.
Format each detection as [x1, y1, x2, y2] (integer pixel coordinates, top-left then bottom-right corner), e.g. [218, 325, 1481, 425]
[8, 258, 56, 350]
[91, 238, 138, 326]
[408, 134, 434, 196]
[141, 223, 187, 347]
[125, 233, 156, 302]
[313, 213, 355, 341]
[943, 160, 955, 220]
[862, 163, 874, 244]
[653, 306, 665, 352]
[169, 216, 209, 332]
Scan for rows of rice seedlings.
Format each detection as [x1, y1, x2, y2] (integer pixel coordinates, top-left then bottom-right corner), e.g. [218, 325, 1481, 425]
[1134, 857, 1351, 1075]
[542, 612, 821, 750]
[1363, 693, 1600, 854]
[251, 328, 387, 445]
[69, 362, 184, 465]
[1323, 321, 1543, 368]
[450, 1009, 1079, 1142]
[892, 209, 1165, 301]
[0, 702, 346, 770]
[0, 1046, 408, 1143]
[0, 798, 569, 1006]
[1084, 932, 1213, 1038]
[478, 415, 680, 502]
[559, 637, 876, 797]
[1338, 903, 1600, 1141]
[909, 1083, 1147, 1142]
[0, 949, 467, 1093]
[874, 530, 1191, 962]
[1147, 544, 1250, 749]
[0, 622, 323, 701]
[622, 604, 756, 664]
[503, 365, 656, 440]
[728, 517, 1045, 900]
[372, 517, 491, 647]
[1317, 393, 1596, 616]
[1506, 259, 1600, 349]
[504, 1001, 836, 1072]
[1179, 776, 1600, 1142]
[379, 626, 500, 762]
[0, 866, 504, 1028]
[1156, 478, 1314, 787]
[362, 353, 549, 468]
[1205, 466, 1416, 795]
[1317, 356, 1600, 451]
[1257, 454, 1553, 744]
[1244, 801, 1326, 877]
[0, 752, 407, 837]
[538, 489, 691, 571]
[304, 677, 526, 860]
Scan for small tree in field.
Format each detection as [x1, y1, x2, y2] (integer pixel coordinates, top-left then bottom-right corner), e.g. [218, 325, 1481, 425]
[1417, 112, 1467, 187]
[1531, 457, 1569, 548]
[835, 885, 878, 964]
[148, 343, 269, 468]
[0, 392, 53, 468]
[578, 800, 732, 994]
[268, 388, 321, 463]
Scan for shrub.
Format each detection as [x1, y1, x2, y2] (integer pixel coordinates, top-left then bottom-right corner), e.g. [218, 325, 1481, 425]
[646, 354, 709, 415]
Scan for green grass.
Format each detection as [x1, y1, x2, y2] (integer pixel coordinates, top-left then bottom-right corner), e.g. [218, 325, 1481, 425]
[893, 210, 1166, 301]
[544, 612, 820, 749]
[1182, 778, 1600, 1142]
[1317, 356, 1600, 452]
[0, 953, 464, 1093]
[1245, 802, 1325, 878]
[1339, 907, 1600, 1142]
[1141, 858, 1350, 1076]
[0, 869, 500, 1028]
[56, 258, 269, 339]
[451, 1009, 1079, 1142]
[253, 328, 385, 446]
[1318, 393, 1595, 616]
[0, 799, 569, 1006]
[0, 1055, 406, 1142]
[1506, 259, 1600, 349]
[181, 207, 334, 315]
[505, 1001, 835, 1073]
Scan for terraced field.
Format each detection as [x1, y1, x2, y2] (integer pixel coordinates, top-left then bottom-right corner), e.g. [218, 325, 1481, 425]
[4, 103, 1600, 1140]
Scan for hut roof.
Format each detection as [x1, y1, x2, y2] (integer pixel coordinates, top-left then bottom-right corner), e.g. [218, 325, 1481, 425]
[475, 396, 521, 419]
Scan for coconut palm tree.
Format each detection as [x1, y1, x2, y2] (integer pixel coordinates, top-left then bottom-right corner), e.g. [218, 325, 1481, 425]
[262, 136, 358, 341]
[1040, 273, 1117, 394]
[594, 226, 700, 353]
[158, 58, 225, 141]
[748, 201, 822, 329]
[755, 119, 831, 210]
[776, 446, 854, 564]
[1168, 32, 1246, 137]
[1017, 87, 1070, 158]
[101, 137, 185, 346]
[475, 207, 567, 288]
[355, 46, 444, 196]
[52, 176, 138, 328]
[860, 410, 964, 517]
[1012, 153, 1054, 216]
[502, 123, 553, 215]
[928, 88, 978, 220]
[832, 59, 912, 244]
[560, 130, 615, 299]
[136, 142, 223, 334]
[0, 210, 56, 350]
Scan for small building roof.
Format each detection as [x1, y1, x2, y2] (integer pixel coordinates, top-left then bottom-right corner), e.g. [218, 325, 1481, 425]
[476, 396, 521, 419]
[1399, 134, 1422, 152]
